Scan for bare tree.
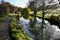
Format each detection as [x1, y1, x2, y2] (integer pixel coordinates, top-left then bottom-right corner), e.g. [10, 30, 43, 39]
[28, 0, 59, 40]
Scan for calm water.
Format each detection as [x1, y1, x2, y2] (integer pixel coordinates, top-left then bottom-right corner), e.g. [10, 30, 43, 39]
[19, 17, 60, 40]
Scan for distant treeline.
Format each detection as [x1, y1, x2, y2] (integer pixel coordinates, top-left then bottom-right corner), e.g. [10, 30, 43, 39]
[0, 2, 22, 17]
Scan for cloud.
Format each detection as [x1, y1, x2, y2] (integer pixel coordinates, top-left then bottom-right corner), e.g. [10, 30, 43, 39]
[4, 0, 29, 8]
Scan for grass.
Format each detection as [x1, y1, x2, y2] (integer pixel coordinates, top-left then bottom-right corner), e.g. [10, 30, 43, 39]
[0, 15, 8, 22]
[9, 17, 32, 40]
[8, 13, 21, 17]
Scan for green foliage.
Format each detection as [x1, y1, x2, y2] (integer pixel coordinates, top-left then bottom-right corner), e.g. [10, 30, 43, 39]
[9, 17, 32, 40]
[0, 15, 8, 22]
[21, 8, 29, 19]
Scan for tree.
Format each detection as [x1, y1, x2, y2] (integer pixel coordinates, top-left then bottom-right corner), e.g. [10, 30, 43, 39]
[21, 8, 29, 19]
[0, 2, 12, 17]
[28, 0, 59, 40]
[29, 0, 45, 40]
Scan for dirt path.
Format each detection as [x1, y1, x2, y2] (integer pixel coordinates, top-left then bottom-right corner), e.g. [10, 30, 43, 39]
[0, 17, 12, 40]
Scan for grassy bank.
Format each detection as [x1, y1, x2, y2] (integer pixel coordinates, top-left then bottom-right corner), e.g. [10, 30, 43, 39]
[9, 17, 32, 40]
[0, 15, 8, 22]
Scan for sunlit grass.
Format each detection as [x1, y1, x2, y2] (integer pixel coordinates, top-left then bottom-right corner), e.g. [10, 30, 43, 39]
[0, 15, 8, 22]
[9, 17, 32, 40]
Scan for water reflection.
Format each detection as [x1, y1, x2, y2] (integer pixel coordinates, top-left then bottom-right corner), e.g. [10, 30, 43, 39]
[19, 17, 60, 40]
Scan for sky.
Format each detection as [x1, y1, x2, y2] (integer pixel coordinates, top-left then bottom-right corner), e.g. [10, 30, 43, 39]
[3, 0, 29, 8]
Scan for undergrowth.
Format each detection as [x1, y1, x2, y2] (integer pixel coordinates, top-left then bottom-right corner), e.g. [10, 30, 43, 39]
[9, 17, 32, 40]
